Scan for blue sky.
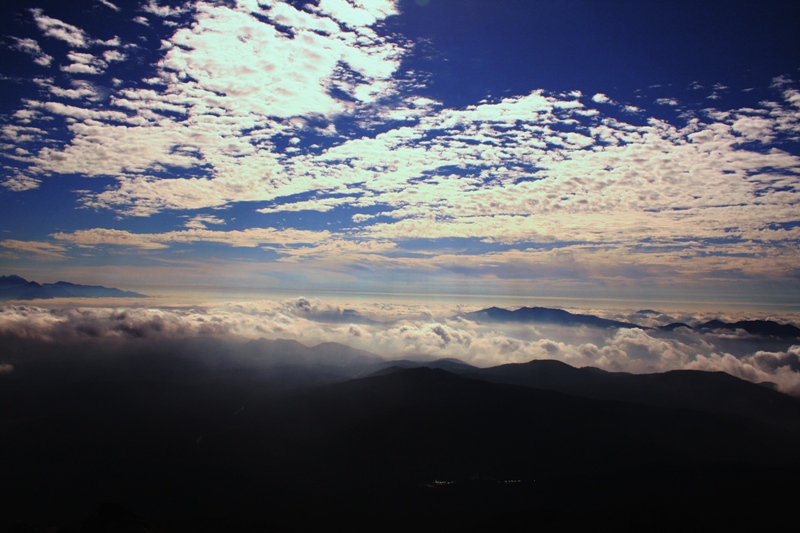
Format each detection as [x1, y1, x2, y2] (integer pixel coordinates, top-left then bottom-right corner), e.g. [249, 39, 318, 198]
[1, 0, 800, 305]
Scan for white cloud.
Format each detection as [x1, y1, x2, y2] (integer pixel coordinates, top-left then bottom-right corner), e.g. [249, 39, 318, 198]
[655, 98, 679, 106]
[60, 51, 109, 75]
[10, 37, 53, 67]
[27, 100, 130, 122]
[314, 0, 399, 28]
[2, 124, 47, 142]
[731, 115, 775, 142]
[688, 346, 800, 395]
[67, 51, 103, 64]
[100, 36, 122, 47]
[142, 1, 191, 18]
[592, 93, 612, 104]
[256, 197, 346, 214]
[31, 8, 90, 48]
[61, 63, 100, 75]
[0, 239, 66, 259]
[52, 227, 330, 250]
[5, 0, 410, 218]
[783, 88, 800, 109]
[158, 0, 404, 119]
[1, 173, 41, 192]
[97, 0, 121, 11]
[49, 80, 99, 100]
[184, 214, 226, 229]
[271, 239, 397, 263]
[103, 49, 126, 62]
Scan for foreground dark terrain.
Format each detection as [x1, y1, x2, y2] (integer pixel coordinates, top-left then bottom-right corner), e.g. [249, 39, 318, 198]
[3, 335, 800, 532]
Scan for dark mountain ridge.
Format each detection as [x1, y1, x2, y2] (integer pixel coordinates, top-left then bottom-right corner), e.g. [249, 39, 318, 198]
[461, 305, 800, 338]
[0, 275, 146, 300]
[3, 363, 799, 532]
[460, 305, 646, 329]
[447, 359, 800, 433]
[696, 319, 800, 338]
[656, 319, 800, 338]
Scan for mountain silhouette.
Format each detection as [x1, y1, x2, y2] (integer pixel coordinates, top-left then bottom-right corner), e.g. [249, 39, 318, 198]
[697, 319, 800, 338]
[461, 305, 800, 339]
[654, 318, 800, 338]
[657, 321, 694, 332]
[450, 359, 800, 433]
[4, 352, 799, 532]
[460, 306, 647, 329]
[0, 275, 146, 300]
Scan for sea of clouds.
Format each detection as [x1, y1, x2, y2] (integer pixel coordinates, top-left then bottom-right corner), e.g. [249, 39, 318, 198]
[1, 299, 799, 394]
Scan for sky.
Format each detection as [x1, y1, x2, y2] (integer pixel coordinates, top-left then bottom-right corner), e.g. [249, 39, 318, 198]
[3, 1, 800, 394]
[1, 0, 800, 306]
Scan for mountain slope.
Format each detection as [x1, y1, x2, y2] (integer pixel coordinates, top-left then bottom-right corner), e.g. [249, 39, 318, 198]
[3, 358, 800, 531]
[453, 359, 800, 433]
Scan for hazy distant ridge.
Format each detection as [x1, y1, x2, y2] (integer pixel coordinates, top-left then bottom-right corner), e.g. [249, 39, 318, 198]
[460, 306, 645, 329]
[461, 305, 800, 338]
[0, 275, 146, 300]
[694, 319, 800, 338]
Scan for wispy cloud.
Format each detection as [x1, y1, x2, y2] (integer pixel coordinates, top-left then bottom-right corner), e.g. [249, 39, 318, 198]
[97, 0, 121, 12]
[654, 97, 679, 106]
[141, 0, 191, 18]
[9, 37, 53, 66]
[30, 8, 90, 48]
[61, 51, 107, 75]
[184, 214, 226, 229]
[52, 227, 331, 250]
[0, 239, 66, 259]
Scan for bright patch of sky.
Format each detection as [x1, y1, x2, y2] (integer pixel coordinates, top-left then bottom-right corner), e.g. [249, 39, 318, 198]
[1, 0, 800, 305]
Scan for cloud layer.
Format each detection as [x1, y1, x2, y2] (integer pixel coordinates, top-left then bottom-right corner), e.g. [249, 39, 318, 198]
[2, 300, 798, 394]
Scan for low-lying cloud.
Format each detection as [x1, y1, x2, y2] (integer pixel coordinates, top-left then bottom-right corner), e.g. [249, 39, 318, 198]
[1, 300, 798, 394]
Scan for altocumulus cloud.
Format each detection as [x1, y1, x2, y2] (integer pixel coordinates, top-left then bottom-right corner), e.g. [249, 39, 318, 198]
[1, 0, 799, 299]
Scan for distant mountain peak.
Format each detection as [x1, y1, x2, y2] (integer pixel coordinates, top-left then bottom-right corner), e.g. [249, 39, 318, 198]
[0, 274, 146, 301]
[460, 306, 646, 330]
[697, 319, 800, 339]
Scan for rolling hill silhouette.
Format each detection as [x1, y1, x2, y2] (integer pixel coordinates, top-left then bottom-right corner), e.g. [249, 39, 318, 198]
[448, 359, 800, 433]
[3, 347, 800, 532]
